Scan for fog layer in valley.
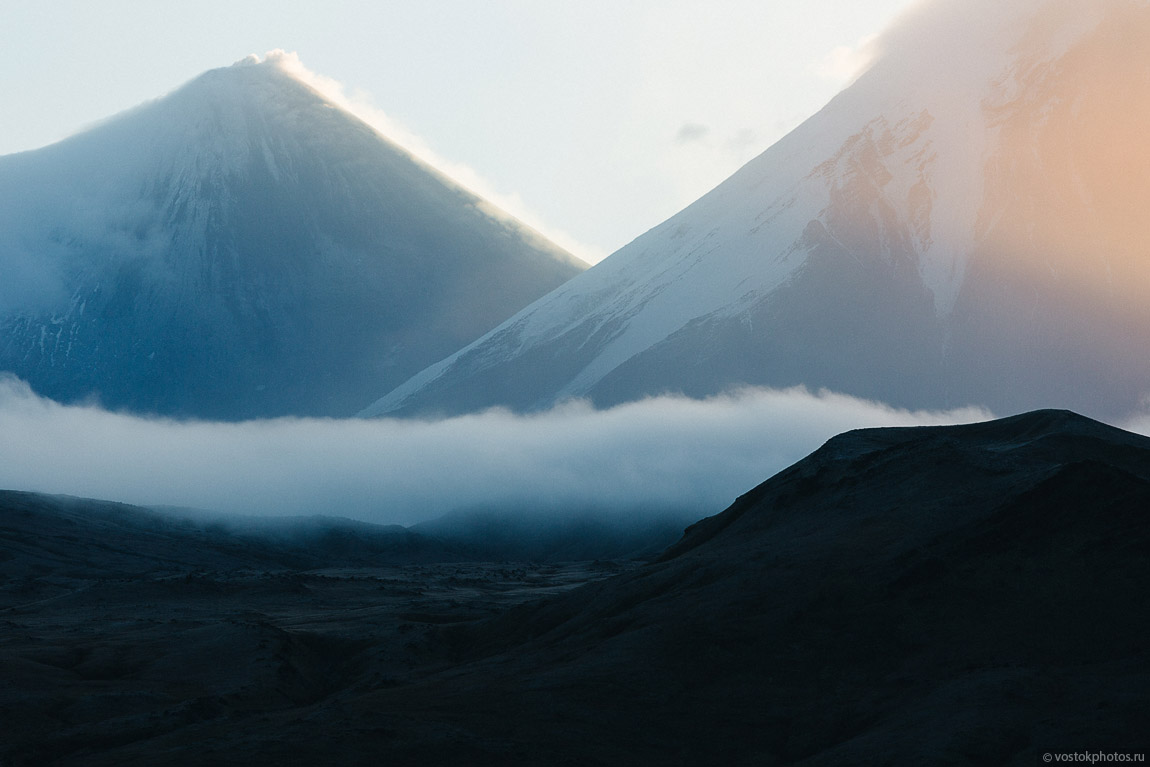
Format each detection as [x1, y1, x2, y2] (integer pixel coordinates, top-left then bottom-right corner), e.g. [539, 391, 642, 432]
[0, 375, 989, 526]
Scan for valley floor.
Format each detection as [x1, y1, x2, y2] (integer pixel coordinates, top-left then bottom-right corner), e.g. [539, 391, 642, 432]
[0, 559, 635, 765]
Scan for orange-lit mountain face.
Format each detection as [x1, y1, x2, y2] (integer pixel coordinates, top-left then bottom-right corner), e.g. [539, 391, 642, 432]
[950, 3, 1150, 413]
[365, 0, 1150, 422]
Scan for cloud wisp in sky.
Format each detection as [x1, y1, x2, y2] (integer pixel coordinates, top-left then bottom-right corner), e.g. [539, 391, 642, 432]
[0, 375, 989, 527]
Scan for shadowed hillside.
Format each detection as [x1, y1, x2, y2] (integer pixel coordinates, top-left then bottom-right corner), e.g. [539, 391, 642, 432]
[3, 410, 1146, 764]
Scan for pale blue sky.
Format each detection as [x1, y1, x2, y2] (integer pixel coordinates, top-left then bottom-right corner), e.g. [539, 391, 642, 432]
[0, 1, 915, 261]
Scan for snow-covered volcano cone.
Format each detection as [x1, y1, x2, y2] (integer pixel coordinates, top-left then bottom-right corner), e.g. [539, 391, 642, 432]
[0, 52, 585, 419]
[364, 0, 1150, 422]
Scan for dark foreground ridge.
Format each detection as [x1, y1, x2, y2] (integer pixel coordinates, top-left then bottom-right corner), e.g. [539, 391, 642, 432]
[2, 409, 1148, 764]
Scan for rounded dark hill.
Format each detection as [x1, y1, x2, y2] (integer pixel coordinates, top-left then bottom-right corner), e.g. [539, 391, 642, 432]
[663, 408, 1150, 559]
[309, 409, 1148, 765]
[0, 54, 585, 419]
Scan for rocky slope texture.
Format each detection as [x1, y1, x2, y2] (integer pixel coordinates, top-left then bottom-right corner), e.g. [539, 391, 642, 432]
[365, 0, 1150, 421]
[3, 410, 1147, 764]
[0, 52, 584, 419]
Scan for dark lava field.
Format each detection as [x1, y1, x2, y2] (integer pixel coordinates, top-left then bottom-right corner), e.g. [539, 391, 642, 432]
[2, 410, 1148, 765]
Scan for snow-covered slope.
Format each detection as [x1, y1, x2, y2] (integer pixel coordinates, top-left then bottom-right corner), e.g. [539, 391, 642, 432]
[364, 0, 1150, 421]
[0, 52, 585, 419]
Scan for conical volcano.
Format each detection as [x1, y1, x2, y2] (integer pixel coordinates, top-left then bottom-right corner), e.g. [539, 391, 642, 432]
[364, 0, 1150, 422]
[0, 52, 585, 419]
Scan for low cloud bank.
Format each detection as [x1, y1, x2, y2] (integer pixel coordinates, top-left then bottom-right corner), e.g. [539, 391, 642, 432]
[0, 376, 990, 526]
